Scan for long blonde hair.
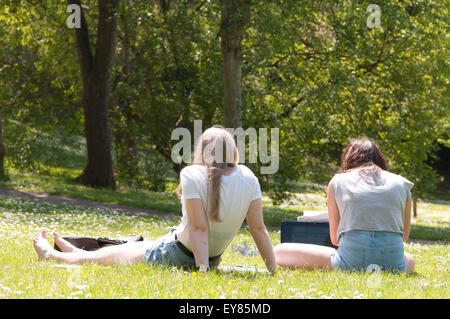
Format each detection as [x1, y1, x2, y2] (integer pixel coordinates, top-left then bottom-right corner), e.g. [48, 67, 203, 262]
[177, 125, 239, 222]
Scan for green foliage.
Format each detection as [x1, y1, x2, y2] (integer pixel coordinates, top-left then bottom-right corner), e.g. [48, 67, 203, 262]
[242, 0, 449, 201]
[0, 1, 83, 172]
[110, 0, 223, 183]
[0, 1, 448, 203]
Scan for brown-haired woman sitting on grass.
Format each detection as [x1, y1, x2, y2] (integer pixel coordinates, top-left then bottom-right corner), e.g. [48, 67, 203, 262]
[274, 138, 415, 274]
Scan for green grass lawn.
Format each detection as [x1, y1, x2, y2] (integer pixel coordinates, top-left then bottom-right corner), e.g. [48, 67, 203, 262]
[2, 168, 449, 240]
[0, 161, 448, 299]
[0, 196, 448, 299]
[0, 168, 183, 214]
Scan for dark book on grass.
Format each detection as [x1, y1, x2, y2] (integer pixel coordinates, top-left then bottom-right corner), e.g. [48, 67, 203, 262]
[281, 221, 337, 248]
[54, 235, 144, 251]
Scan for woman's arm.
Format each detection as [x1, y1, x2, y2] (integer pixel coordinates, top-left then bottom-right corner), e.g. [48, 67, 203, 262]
[327, 182, 340, 246]
[185, 198, 210, 269]
[403, 200, 412, 242]
[246, 198, 277, 273]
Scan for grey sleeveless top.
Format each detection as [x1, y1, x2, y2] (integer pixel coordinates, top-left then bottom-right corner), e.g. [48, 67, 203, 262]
[330, 168, 413, 241]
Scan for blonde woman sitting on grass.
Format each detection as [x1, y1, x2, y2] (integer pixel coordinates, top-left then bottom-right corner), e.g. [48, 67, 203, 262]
[33, 126, 278, 273]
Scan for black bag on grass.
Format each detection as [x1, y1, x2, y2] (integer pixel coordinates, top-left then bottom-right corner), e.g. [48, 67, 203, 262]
[54, 235, 144, 251]
[281, 221, 337, 248]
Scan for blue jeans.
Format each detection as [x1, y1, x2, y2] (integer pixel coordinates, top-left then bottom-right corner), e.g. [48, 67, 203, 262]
[143, 228, 217, 270]
[331, 230, 406, 273]
[143, 228, 197, 269]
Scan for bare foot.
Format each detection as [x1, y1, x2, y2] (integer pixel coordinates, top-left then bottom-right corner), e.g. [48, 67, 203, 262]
[53, 230, 82, 253]
[33, 230, 53, 260]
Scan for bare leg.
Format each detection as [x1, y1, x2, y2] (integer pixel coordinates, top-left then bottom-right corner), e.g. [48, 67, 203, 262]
[33, 230, 150, 265]
[404, 252, 415, 274]
[52, 230, 83, 253]
[274, 243, 336, 270]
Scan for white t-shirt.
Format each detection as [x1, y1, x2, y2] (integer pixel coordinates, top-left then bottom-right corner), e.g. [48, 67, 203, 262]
[176, 164, 262, 257]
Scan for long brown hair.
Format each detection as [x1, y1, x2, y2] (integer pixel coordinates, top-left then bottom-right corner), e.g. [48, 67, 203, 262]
[340, 138, 388, 173]
[177, 126, 239, 222]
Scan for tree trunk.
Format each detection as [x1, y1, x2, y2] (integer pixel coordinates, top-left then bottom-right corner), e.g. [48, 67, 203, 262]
[77, 77, 116, 188]
[69, 0, 120, 189]
[413, 197, 417, 218]
[220, 0, 250, 129]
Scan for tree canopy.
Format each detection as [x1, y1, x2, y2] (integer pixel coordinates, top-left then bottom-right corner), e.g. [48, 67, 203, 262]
[0, 0, 448, 209]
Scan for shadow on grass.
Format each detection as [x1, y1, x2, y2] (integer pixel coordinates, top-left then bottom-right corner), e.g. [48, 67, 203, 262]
[212, 269, 271, 281]
[262, 207, 302, 229]
[409, 223, 450, 242]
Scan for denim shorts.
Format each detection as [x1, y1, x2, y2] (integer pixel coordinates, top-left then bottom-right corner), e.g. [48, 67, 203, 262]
[142, 228, 197, 269]
[143, 228, 217, 270]
[331, 230, 406, 273]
